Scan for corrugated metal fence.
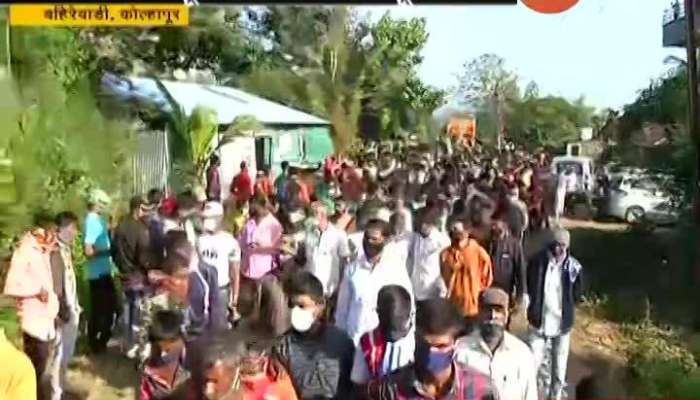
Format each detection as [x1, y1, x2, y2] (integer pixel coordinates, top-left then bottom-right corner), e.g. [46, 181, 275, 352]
[132, 130, 170, 196]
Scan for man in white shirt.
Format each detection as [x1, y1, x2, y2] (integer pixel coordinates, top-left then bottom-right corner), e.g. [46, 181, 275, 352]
[335, 218, 414, 344]
[455, 287, 537, 400]
[49, 212, 81, 400]
[197, 201, 242, 326]
[526, 228, 584, 400]
[303, 202, 351, 298]
[407, 211, 450, 300]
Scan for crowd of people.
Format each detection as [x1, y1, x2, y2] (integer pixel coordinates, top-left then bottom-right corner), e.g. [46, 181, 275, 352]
[2, 141, 599, 400]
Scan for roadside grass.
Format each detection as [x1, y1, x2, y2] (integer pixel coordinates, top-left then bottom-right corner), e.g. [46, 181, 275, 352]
[569, 223, 697, 326]
[569, 220, 700, 398]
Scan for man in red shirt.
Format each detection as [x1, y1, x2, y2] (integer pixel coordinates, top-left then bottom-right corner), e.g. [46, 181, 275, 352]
[230, 162, 254, 205]
[255, 168, 275, 201]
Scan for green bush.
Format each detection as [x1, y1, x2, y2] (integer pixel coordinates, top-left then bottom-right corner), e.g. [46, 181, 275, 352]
[623, 318, 700, 398]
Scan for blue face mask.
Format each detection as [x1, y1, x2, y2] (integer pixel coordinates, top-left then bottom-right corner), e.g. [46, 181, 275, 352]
[151, 347, 181, 367]
[415, 338, 454, 376]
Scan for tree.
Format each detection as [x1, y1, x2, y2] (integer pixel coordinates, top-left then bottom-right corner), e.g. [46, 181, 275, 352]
[507, 95, 595, 150]
[242, 7, 368, 152]
[1, 75, 134, 240]
[80, 7, 265, 84]
[457, 54, 520, 151]
[360, 13, 445, 139]
[245, 6, 335, 70]
[153, 79, 259, 190]
[524, 81, 539, 100]
[10, 28, 94, 91]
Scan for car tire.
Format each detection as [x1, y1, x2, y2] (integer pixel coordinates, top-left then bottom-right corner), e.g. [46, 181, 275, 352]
[625, 206, 645, 224]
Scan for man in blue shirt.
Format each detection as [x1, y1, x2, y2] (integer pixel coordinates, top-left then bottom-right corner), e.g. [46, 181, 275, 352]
[83, 188, 118, 354]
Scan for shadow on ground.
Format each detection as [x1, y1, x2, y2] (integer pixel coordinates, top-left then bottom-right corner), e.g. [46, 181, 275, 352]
[569, 223, 698, 327]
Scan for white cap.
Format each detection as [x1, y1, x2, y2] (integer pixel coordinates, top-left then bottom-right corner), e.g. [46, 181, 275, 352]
[201, 201, 224, 218]
[373, 207, 392, 224]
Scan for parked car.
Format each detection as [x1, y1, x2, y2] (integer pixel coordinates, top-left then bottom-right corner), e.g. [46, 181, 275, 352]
[598, 173, 681, 225]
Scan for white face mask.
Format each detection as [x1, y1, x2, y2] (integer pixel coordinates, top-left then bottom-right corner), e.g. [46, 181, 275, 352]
[290, 306, 316, 332]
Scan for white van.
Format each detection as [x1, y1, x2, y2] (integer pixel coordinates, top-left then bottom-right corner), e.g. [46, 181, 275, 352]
[551, 155, 596, 193]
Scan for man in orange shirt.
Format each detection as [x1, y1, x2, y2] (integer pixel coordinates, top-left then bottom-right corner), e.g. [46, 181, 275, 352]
[440, 221, 493, 332]
[254, 168, 275, 201]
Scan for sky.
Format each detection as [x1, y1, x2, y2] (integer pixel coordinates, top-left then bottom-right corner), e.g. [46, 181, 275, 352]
[357, 0, 687, 111]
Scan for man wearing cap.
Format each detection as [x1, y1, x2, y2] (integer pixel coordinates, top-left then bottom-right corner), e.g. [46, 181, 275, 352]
[440, 221, 493, 329]
[526, 228, 584, 400]
[112, 196, 154, 358]
[83, 188, 118, 354]
[197, 201, 242, 327]
[335, 216, 414, 344]
[455, 287, 537, 400]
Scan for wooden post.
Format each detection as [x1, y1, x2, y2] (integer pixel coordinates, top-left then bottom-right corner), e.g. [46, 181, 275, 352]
[684, 0, 700, 327]
[686, 0, 699, 165]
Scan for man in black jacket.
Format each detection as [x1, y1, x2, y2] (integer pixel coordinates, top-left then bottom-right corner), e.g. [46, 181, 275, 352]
[112, 196, 152, 359]
[526, 228, 583, 400]
[489, 219, 527, 311]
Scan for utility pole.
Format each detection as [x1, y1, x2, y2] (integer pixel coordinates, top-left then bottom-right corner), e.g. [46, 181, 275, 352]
[685, 0, 700, 329]
[686, 0, 699, 190]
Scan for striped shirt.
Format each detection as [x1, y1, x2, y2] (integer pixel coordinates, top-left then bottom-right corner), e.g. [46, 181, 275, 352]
[351, 328, 414, 384]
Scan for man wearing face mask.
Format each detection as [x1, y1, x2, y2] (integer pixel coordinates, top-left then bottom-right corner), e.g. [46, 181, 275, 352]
[113, 196, 154, 359]
[526, 228, 584, 400]
[137, 310, 189, 400]
[197, 202, 242, 328]
[272, 271, 354, 400]
[498, 184, 529, 243]
[48, 212, 81, 400]
[455, 288, 537, 400]
[138, 236, 216, 400]
[335, 217, 414, 344]
[351, 285, 415, 386]
[196, 338, 297, 400]
[489, 219, 527, 313]
[365, 298, 496, 400]
[440, 222, 493, 331]
[407, 212, 450, 301]
[302, 202, 351, 301]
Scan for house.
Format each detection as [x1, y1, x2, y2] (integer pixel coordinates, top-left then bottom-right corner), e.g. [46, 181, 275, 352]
[101, 74, 333, 198]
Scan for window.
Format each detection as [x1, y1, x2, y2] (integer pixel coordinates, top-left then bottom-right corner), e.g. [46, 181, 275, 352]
[556, 161, 583, 175]
[630, 178, 658, 191]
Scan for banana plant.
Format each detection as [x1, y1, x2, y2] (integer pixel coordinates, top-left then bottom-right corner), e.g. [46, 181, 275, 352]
[153, 78, 262, 189]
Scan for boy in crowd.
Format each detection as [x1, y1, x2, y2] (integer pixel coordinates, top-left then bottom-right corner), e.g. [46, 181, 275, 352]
[273, 271, 355, 399]
[138, 310, 189, 400]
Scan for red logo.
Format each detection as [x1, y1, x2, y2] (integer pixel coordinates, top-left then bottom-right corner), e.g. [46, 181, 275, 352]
[522, 0, 579, 14]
